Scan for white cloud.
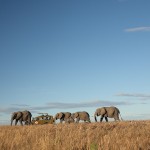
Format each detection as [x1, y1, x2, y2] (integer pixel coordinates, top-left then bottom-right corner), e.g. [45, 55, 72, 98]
[125, 26, 150, 32]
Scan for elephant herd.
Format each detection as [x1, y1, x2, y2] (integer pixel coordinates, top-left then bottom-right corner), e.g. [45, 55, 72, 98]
[11, 106, 123, 126]
[55, 111, 91, 123]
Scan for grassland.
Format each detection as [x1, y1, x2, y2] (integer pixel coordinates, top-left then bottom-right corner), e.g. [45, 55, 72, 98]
[0, 121, 150, 150]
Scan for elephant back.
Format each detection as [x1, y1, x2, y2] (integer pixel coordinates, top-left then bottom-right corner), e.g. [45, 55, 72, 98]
[105, 107, 120, 118]
[63, 112, 71, 119]
[114, 107, 120, 114]
[104, 107, 115, 118]
[78, 111, 90, 119]
[12, 111, 23, 119]
[22, 110, 32, 121]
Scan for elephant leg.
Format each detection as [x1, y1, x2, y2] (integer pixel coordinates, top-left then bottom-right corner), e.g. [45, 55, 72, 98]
[60, 119, 63, 123]
[100, 116, 104, 122]
[87, 119, 91, 123]
[105, 117, 108, 122]
[64, 118, 69, 123]
[114, 111, 120, 121]
[89, 118, 91, 123]
[64, 118, 66, 123]
[76, 118, 80, 123]
[26, 119, 30, 125]
[114, 113, 120, 121]
[19, 120, 23, 126]
[15, 119, 18, 125]
[114, 117, 120, 121]
[27, 120, 31, 125]
[25, 121, 29, 125]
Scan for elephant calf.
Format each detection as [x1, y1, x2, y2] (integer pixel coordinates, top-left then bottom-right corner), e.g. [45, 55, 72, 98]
[72, 111, 91, 123]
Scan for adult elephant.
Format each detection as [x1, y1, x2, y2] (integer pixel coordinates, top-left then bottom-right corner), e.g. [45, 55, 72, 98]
[54, 112, 71, 123]
[72, 111, 91, 123]
[94, 106, 123, 122]
[11, 110, 32, 126]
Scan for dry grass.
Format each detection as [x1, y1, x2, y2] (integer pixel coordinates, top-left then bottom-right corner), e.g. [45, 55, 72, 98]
[0, 121, 150, 150]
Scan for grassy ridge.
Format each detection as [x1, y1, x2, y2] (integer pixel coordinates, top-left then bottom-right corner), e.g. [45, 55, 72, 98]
[0, 121, 150, 150]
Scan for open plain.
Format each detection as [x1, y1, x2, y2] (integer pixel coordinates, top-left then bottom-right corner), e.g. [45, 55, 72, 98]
[0, 121, 150, 150]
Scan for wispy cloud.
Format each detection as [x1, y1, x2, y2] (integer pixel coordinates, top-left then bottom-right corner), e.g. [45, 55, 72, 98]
[0, 100, 131, 114]
[11, 104, 30, 107]
[0, 107, 29, 114]
[28, 100, 131, 111]
[125, 26, 150, 32]
[44, 100, 129, 109]
[116, 93, 150, 100]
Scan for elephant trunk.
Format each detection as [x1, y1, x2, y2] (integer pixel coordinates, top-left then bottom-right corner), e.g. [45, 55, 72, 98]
[10, 118, 13, 126]
[54, 114, 58, 121]
[94, 113, 97, 122]
[11, 113, 15, 126]
[54, 117, 57, 123]
[52, 118, 55, 124]
[28, 116, 32, 125]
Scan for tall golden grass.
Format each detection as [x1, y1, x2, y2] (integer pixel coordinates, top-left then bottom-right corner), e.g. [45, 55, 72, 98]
[0, 121, 150, 150]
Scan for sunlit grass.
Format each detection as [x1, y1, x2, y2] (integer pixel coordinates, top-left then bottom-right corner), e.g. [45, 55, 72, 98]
[0, 121, 150, 150]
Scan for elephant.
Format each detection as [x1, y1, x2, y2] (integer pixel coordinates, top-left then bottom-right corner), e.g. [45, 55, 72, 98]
[94, 106, 123, 122]
[72, 111, 91, 123]
[67, 116, 75, 123]
[11, 110, 32, 126]
[54, 112, 72, 123]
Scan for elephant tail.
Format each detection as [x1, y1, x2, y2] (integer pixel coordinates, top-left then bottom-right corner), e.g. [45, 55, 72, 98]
[10, 119, 13, 126]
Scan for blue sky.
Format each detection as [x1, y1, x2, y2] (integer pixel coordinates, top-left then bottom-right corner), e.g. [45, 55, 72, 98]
[0, 0, 150, 124]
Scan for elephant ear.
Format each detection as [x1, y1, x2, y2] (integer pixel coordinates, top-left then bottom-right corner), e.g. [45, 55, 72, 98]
[23, 111, 29, 120]
[12, 112, 17, 118]
[55, 113, 59, 119]
[100, 107, 107, 115]
[95, 109, 99, 116]
[75, 112, 79, 118]
[16, 112, 23, 119]
[59, 112, 64, 119]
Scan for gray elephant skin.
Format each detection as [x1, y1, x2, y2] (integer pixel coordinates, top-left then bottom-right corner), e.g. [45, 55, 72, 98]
[11, 110, 32, 126]
[72, 111, 91, 123]
[68, 116, 75, 123]
[94, 106, 123, 122]
[54, 112, 72, 123]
